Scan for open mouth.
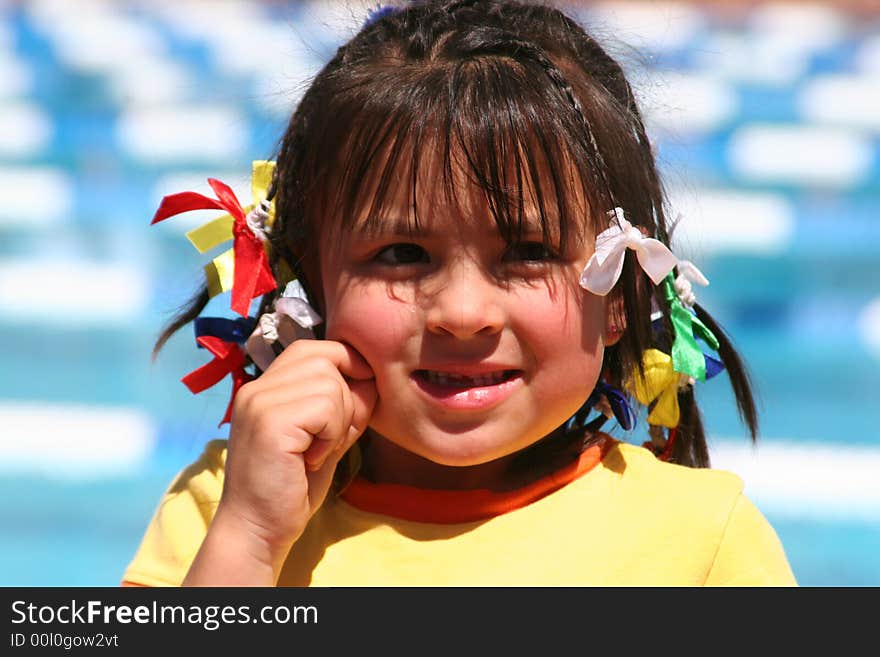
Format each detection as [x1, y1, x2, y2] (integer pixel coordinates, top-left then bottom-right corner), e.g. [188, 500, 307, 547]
[414, 369, 521, 389]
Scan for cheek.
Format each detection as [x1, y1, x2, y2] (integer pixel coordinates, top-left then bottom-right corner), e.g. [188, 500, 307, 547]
[520, 288, 606, 399]
[521, 286, 605, 354]
[322, 281, 415, 366]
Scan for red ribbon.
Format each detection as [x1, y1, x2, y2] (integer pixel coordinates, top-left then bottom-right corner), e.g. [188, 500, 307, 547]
[152, 178, 276, 317]
[642, 427, 679, 462]
[181, 336, 254, 426]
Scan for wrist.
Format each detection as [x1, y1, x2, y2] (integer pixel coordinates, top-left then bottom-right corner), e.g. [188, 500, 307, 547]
[184, 505, 296, 586]
[215, 502, 298, 573]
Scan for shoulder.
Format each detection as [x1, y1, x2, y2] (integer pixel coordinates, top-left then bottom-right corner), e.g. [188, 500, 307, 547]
[597, 439, 746, 528]
[598, 440, 795, 584]
[605, 439, 744, 496]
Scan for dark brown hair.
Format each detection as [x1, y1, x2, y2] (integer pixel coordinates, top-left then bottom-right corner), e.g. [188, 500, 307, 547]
[156, 0, 757, 469]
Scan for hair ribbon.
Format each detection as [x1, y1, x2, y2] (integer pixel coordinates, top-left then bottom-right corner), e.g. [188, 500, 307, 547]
[151, 162, 277, 317]
[181, 336, 253, 427]
[579, 207, 678, 296]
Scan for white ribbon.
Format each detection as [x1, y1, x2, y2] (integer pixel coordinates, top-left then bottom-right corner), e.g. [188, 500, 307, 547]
[245, 199, 272, 243]
[275, 279, 322, 328]
[245, 279, 323, 371]
[579, 207, 679, 296]
[673, 260, 709, 308]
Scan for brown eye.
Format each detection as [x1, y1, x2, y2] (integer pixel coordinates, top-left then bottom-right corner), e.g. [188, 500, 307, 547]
[504, 242, 555, 262]
[375, 243, 429, 265]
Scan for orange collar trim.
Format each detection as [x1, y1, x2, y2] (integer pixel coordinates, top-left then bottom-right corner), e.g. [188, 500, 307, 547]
[340, 436, 614, 524]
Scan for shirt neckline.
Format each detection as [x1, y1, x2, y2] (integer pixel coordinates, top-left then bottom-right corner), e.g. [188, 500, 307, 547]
[339, 435, 614, 524]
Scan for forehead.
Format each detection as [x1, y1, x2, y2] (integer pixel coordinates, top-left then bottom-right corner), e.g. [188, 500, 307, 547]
[324, 135, 592, 245]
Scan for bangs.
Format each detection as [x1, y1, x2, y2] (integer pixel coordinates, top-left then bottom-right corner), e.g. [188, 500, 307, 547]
[308, 54, 607, 249]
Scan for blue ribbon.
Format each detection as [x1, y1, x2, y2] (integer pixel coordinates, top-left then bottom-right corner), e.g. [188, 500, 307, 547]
[568, 380, 636, 432]
[651, 312, 726, 381]
[705, 353, 724, 380]
[194, 317, 257, 346]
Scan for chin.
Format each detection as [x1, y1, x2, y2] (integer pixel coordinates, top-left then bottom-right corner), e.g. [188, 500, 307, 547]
[389, 423, 542, 467]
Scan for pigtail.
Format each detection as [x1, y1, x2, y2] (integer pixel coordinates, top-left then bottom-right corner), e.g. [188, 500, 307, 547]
[152, 286, 211, 360]
[693, 303, 759, 442]
[672, 386, 710, 467]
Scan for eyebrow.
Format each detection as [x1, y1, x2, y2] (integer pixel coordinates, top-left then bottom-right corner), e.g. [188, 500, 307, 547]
[352, 214, 551, 240]
[351, 216, 426, 239]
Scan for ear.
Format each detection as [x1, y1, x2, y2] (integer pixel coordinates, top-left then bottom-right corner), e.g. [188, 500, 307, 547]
[604, 291, 626, 346]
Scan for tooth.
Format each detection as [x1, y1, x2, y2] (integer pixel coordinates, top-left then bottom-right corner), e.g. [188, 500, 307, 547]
[424, 370, 514, 386]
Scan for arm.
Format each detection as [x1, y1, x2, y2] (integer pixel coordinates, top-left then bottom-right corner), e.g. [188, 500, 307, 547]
[181, 340, 376, 587]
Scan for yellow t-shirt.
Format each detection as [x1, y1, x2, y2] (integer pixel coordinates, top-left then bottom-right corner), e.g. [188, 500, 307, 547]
[123, 437, 796, 586]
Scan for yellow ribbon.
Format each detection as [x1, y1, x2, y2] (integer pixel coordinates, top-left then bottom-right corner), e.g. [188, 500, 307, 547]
[186, 215, 234, 255]
[251, 160, 276, 229]
[205, 248, 235, 298]
[628, 348, 681, 428]
[187, 160, 276, 297]
[186, 160, 276, 253]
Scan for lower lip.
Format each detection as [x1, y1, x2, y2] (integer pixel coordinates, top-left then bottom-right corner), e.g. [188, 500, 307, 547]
[411, 372, 524, 411]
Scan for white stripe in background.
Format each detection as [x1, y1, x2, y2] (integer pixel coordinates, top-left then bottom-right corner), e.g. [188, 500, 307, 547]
[711, 439, 880, 522]
[747, 3, 848, 53]
[107, 56, 193, 107]
[728, 124, 873, 188]
[665, 187, 794, 257]
[0, 402, 155, 480]
[0, 52, 33, 98]
[0, 259, 147, 325]
[155, 0, 269, 43]
[209, 21, 302, 78]
[693, 32, 808, 86]
[29, 3, 166, 77]
[799, 74, 880, 132]
[857, 34, 880, 75]
[296, 0, 387, 45]
[0, 18, 11, 49]
[858, 297, 880, 360]
[116, 106, 248, 164]
[0, 103, 53, 157]
[692, 3, 846, 88]
[0, 166, 72, 228]
[640, 72, 737, 137]
[586, 1, 705, 52]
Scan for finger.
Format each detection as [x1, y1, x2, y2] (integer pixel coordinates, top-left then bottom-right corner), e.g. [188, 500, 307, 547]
[238, 368, 357, 448]
[329, 340, 375, 382]
[349, 378, 378, 437]
[264, 339, 374, 382]
[236, 392, 348, 461]
[237, 371, 351, 415]
[326, 378, 378, 462]
[302, 435, 339, 472]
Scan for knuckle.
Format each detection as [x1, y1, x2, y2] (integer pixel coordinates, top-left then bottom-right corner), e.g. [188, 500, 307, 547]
[285, 338, 317, 359]
[314, 393, 339, 419]
[232, 380, 259, 412]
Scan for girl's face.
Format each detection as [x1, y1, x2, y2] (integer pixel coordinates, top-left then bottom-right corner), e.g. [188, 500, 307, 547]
[318, 168, 610, 477]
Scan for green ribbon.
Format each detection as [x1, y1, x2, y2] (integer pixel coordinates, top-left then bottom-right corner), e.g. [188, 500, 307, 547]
[663, 274, 719, 382]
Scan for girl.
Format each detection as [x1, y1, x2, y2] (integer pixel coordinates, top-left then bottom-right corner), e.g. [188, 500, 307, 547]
[124, 0, 796, 586]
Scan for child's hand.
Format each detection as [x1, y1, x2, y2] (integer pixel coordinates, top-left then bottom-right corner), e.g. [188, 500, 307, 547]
[211, 340, 376, 579]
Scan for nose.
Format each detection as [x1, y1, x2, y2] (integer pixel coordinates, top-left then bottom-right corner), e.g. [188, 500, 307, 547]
[424, 257, 505, 339]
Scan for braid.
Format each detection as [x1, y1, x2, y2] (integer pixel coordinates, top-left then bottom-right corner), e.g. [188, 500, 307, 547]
[518, 40, 614, 203]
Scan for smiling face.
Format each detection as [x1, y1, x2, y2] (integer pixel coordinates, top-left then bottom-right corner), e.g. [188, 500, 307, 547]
[316, 153, 611, 483]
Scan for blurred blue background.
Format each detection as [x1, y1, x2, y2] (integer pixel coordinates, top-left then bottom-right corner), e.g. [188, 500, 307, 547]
[0, 0, 877, 586]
